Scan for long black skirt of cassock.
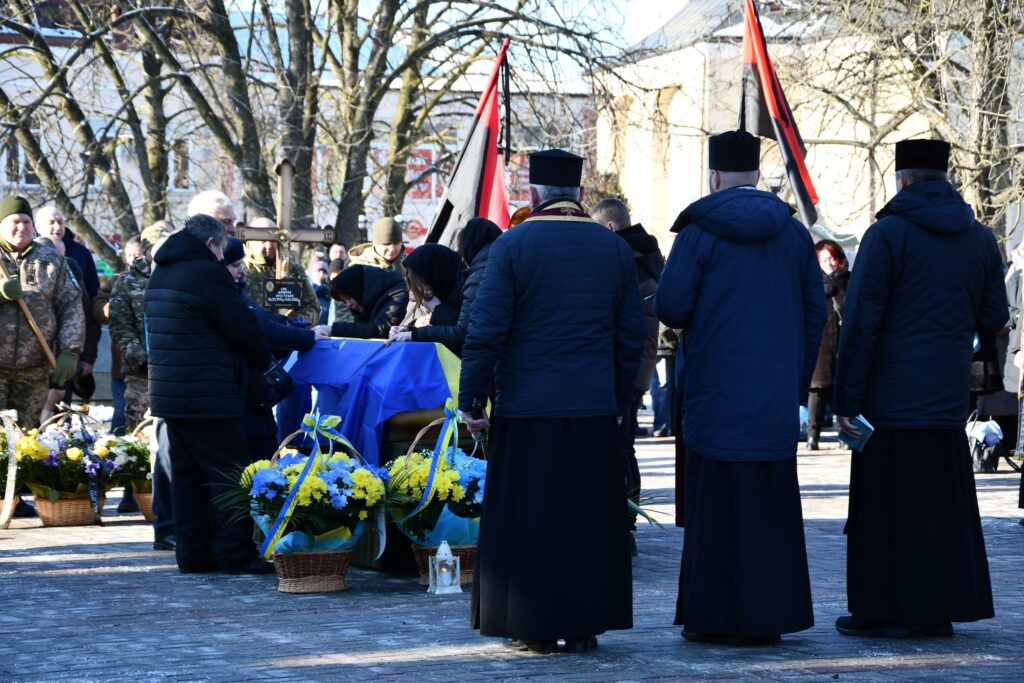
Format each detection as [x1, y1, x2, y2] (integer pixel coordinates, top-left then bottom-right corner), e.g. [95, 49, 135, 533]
[847, 429, 994, 624]
[674, 450, 814, 636]
[470, 415, 632, 640]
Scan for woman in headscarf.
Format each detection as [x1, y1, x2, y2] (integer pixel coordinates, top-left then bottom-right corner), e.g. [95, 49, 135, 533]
[319, 264, 409, 339]
[391, 218, 501, 355]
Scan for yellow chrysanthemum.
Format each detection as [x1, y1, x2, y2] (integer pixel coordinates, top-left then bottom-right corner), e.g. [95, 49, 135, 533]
[294, 475, 328, 507]
[358, 510, 368, 520]
[94, 445, 109, 458]
[66, 447, 83, 461]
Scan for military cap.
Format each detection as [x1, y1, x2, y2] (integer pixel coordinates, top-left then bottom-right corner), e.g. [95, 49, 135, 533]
[372, 218, 403, 245]
[529, 149, 584, 186]
[0, 196, 33, 223]
[708, 131, 761, 172]
[140, 221, 172, 251]
[895, 139, 950, 172]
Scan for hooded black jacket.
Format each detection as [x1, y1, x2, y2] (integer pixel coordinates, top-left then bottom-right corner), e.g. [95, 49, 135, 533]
[656, 186, 826, 461]
[834, 180, 1008, 428]
[617, 223, 664, 392]
[329, 267, 409, 339]
[145, 231, 272, 420]
[62, 226, 100, 298]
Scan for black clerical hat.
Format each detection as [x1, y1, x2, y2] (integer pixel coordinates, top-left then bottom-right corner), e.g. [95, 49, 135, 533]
[708, 130, 761, 172]
[895, 139, 950, 171]
[529, 149, 584, 186]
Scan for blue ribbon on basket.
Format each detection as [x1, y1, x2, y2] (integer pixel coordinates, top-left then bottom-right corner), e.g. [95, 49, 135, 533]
[258, 410, 388, 560]
[397, 398, 459, 523]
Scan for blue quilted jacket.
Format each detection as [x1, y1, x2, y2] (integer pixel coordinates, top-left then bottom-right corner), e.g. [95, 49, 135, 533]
[834, 181, 1008, 429]
[459, 202, 646, 418]
[656, 187, 826, 461]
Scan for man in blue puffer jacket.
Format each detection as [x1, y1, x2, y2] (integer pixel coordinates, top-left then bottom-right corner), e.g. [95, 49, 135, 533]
[834, 139, 1007, 638]
[656, 130, 826, 645]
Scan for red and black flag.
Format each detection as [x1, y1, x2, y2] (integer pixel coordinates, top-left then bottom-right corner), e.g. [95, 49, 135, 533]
[427, 38, 511, 247]
[739, 0, 819, 227]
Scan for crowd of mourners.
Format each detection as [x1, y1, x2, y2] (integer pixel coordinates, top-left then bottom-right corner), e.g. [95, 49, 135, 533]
[0, 130, 1020, 653]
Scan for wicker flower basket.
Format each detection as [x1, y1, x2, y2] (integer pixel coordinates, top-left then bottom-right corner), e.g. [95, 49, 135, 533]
[411, 543, 476, 587]
[35, 495, 106, 527]
[273, 550, 353, 593]
[133, 492, 156, 523]
[0, 495, 19, 527]
[131, 480, 156, 523]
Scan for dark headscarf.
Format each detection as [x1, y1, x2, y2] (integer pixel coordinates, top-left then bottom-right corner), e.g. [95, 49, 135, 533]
[331, 264, 366, 303]
[403, 244, 464, 302]
[459, 217, 501, 266]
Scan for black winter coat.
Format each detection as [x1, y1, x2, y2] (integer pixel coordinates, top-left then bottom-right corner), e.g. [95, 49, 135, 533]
[329, 268, 409, 339]
[145, 231, 272, 420]
[617, 223, 663, 392]
[242, 287, 315, 437]
[835, 181, 1008, 429]
[61, 227, 100, 298]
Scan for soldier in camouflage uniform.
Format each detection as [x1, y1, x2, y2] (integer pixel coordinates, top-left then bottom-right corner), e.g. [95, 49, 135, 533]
[242, 217, 320, 324]
[108, 224, 167, 431]
[0, 196, 85, 429]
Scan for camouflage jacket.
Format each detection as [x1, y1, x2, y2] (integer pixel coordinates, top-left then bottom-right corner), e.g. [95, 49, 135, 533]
[244, 257, 321, 324]
[348, 242, 405, 275]
[0, 239, 85, 369]
[108, 257, 150, 377]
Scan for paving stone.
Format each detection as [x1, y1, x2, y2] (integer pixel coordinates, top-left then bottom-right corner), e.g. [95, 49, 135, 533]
[1, 424, 1022, 681]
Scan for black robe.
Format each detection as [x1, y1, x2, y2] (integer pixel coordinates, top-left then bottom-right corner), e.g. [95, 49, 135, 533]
[846, 429, 994, 624]
[674, 450, 814, 636]
[471, 415, 632, 640]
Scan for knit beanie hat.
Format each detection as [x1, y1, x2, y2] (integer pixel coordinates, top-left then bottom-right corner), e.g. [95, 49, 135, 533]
[372, 217, 403, 245]
[0, 196, 32, 223]
[222, 237, 245, 264]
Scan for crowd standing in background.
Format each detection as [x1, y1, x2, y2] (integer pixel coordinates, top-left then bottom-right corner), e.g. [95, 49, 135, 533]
[0, 130, 1021, 654]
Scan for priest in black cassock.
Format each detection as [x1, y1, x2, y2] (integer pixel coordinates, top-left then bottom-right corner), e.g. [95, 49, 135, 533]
[656, 130, 825, 645]
[459, 149, 645, 654]
[834, 139, 1006, 638]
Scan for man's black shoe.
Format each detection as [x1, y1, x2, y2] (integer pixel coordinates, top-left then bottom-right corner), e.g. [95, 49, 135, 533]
[222, 559, 277, 575]
[807, 436, 819, 451]
[913, 622, 954, 637]
[682, 631, 780, 646]
[652, 428, 671, 438]
[635, 427, 650, 437]
[564, 636, 598, 653]
[835, 615, 913, 638]
[520, 639, 557, 654]
[153, 535, 176, 551]
[502, 639, 527, 651]
[13, 499, 37, 518]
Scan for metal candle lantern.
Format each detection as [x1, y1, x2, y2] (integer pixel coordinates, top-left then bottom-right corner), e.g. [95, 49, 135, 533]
[428, 540, 462, 594]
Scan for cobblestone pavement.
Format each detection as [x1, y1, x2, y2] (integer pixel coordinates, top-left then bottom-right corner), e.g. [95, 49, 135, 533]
[1, 426, 1022, 682]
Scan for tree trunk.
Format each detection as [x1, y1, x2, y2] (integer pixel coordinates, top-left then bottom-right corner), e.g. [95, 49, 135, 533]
[142, 46, 170, 227]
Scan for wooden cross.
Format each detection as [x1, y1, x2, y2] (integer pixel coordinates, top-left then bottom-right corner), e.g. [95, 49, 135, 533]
[237, 159, 335, 311]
